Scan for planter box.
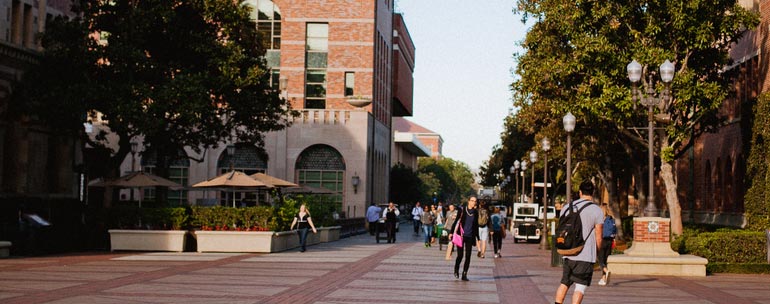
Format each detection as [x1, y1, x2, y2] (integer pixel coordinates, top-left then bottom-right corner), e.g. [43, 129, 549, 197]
[319, 226, 341, 243]
[108, 229, 187, 252]
[194, 230, 275, 253]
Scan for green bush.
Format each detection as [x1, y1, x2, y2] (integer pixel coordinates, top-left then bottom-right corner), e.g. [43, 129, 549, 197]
[276, 195, 337, 231]
[672, 229, 767, 264]
[707, 263, 770, 274]
[189, 206, 274, 231]
[98, 207, 187, 230]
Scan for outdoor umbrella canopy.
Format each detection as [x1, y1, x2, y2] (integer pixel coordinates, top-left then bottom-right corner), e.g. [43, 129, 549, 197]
[89, 171, 182, 207]
[192, 170, 271, 188]
[282, 185, 336, 194]
[192, 170, 272, 207]
[249, 173, 298, 188]
[91, 171, 182, 189]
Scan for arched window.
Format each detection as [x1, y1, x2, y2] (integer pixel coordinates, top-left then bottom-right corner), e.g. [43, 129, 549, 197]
[141, 149, 190, 206]
[217, 144, 267, 206]
[296, 144, 345, 210]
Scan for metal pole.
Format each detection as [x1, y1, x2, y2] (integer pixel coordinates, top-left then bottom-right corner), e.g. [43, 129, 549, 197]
[531, 165, 535, 204]
[521, 172, 526, 203]
[540, 153, 548, 250]
[130, 154, 135, 201]
[645, 105, 657, 217]
[515, 170, 519, 204]
[566, 134, 571, 203]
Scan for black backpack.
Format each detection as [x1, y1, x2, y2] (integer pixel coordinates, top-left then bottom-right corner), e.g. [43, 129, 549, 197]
[555, 200, 594, 256]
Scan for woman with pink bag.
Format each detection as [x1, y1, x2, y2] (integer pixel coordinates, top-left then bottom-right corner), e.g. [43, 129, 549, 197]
[452, 196, 479, 281]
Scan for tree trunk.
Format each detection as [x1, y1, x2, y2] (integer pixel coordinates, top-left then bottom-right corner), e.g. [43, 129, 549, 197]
[660, 162, 683, 235]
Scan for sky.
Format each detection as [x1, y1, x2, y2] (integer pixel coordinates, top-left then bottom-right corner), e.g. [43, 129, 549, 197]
[396, 0, 529, 173]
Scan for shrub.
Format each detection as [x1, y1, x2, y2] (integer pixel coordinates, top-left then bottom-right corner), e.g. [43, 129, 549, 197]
[276, 195, 337, 231]
[189, 206, 274, 231]
[673, 229, 767, 264]
[99, 207, 187, 230]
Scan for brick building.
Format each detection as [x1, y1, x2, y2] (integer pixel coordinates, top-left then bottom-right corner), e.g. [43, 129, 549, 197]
[107, 0, 416, 218]
[673, 0, 762, 227]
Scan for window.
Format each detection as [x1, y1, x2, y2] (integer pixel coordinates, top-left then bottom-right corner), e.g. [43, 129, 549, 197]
[270, 69, 280, 89]
[246, 0, 281, 50]
[141, 150, 190, 206]
[305, 23, 328, 109]
[296, 144, 345, 211]
[345, 72, 355, 96]
[217, 145, 268, 206]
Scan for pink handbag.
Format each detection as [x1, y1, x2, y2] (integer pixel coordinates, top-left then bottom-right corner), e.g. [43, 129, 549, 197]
[452, 226, 464, 248]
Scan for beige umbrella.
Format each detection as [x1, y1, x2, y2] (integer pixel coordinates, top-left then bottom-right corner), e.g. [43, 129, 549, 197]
[249, 173, 298, 188]
[282, 185, 336, 194]
[90, 171, 182, 207]
[192, 171, 271, 207]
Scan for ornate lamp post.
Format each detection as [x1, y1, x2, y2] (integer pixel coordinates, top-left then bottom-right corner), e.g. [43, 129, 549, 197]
[511, 163, 519, 203]
[627, 59, 674, 217]
[540, 137, 550, 250]
[529, 151, 538, 204]
[520, 160, 527, 203]
[563, 113, 576, 202]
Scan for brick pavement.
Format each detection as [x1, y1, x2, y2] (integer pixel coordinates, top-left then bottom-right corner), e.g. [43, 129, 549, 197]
[0, 224, 768, 303]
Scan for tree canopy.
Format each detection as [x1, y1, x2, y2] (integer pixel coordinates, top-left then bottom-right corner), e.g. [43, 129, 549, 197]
[505, 0, 759, 234]
[15, 0, 293, 182]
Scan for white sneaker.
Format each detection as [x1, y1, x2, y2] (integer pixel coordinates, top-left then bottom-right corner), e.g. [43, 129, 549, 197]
[598, 278, 607, 286]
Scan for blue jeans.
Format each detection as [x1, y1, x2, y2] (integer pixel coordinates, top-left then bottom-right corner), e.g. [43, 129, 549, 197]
[297, 228, 309, 251]
[422, 224, 433, 244]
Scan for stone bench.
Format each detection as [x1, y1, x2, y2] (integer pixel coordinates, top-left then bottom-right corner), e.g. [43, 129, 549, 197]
[0, 241, 11, 258]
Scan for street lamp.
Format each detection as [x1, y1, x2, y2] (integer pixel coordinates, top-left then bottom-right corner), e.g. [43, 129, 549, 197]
[563, 113, 576, 203]
[130, 141, 139, 201]
[529, 151, 538, 204]
[520, 160, 527, 203]
[540, 137, 550, 250]
[513, 161, 520, 203]
[627, 59, 674, 217]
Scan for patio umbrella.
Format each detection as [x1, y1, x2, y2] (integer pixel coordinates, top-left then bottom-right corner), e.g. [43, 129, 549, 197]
[192, 170, 271, 207]
[90, 171, 182, 207]
[250, 173, 298, 206]
[282, 185, 336, 194]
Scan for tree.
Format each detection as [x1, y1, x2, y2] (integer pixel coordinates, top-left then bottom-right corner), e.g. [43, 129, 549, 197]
[14, 0, 294, 200]
[418, 157, 475, 205]
[512, 0, 759, 234]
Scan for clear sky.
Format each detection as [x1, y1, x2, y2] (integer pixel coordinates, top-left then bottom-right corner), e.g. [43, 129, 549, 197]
[396, 0, 528, 173]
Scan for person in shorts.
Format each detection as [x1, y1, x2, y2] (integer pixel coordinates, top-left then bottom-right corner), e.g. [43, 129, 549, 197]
[554, 180, 604, 304]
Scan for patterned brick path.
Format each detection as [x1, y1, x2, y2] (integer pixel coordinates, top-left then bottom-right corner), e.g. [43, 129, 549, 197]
[0, 224, 769, 303]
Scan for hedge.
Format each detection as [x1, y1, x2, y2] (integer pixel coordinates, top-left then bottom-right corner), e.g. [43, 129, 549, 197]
[672, 229, 767, 264]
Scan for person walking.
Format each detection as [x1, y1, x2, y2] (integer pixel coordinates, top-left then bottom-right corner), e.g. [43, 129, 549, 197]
[554, 180, 604, 304]
[490, 206, 506, 258]
[443, 204, 458, 260]
[598, 203, 617, 286]
[383, 202, 400, 243]
[290, 204, 318, 252]
[421, 205, 435, 247]
[412, 202, 423, 236]
[476, 200, 490, 258]
[366, 203, 382, 236]
[452, 196, 479, 281]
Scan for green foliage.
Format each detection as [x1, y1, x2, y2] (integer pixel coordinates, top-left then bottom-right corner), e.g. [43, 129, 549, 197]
[390, 163, 423, 205]
[99, 207, 187, 230]
[16, 0, 295, 180]
[189, 206, 274, 231]
[744, 92, 770, 230]
[418, 157, 475, 204]
[706, 263, 770, 274]
[277, 195, 337, 231]
[672, 229, 767, 264]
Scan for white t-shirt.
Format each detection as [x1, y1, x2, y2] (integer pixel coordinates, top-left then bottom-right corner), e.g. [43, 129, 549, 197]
[561, 199, 604, 263]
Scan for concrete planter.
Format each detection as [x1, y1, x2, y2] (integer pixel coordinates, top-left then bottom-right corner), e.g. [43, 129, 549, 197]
[194, 230, 275, 253]
[108, 229, 187, 252]
[318, 226, 341, 243]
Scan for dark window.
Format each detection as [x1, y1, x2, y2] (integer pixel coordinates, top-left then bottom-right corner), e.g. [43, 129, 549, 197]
[345, 72, 355, 96]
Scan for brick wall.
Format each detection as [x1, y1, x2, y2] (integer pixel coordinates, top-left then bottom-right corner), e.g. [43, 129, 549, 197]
[633, 218, 671, 242]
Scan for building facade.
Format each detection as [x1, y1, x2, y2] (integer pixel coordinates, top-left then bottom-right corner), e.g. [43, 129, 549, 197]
[111, 0, 415, 218]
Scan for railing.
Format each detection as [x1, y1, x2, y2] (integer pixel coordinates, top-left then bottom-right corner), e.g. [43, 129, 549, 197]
[336, 217, 366, 238]
[293, 109, 353, 125]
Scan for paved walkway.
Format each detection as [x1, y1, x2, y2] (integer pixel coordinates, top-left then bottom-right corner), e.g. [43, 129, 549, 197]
[0, 224, 769, 303]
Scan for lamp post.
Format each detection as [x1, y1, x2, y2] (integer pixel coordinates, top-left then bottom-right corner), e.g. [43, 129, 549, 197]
[130, 141, 138, 201]
[627, 59, 674, 217]
[227, 144, 236, 207]
[563, 113, 576, 202]
[529, 151, 537, 204]
[520, 160, 527, 203]
[540, 138, 550, 250]
[512, 162, 519, 203]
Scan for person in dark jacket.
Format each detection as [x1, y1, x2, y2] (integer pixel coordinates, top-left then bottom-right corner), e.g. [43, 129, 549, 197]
[452, 196, 479, 281]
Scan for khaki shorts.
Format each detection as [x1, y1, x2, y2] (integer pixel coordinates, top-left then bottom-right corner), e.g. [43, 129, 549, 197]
[478, 226, 489, 241]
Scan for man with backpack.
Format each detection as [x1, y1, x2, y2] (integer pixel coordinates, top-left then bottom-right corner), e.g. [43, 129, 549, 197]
[554, 180, 604, 304]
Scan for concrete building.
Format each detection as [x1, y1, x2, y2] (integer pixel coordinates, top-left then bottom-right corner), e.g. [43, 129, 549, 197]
[392, 117, 443, 161]
[110, 0, 415, 218]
